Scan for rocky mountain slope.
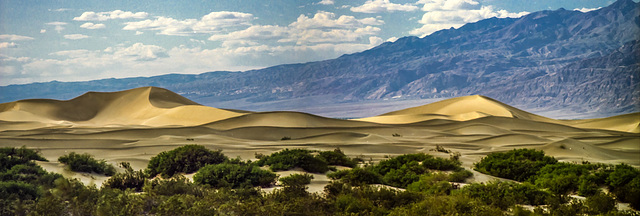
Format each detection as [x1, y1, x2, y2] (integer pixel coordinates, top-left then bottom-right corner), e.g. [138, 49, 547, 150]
[1, 0, 638, 117]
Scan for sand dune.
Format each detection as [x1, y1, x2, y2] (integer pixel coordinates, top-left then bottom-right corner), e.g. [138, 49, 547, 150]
[564, 113, 640, 133]
[0, 87, 638, 187]
[0, 87, 244, 127]
[203, 111, 380, 130]
[358, 95, 558, 123]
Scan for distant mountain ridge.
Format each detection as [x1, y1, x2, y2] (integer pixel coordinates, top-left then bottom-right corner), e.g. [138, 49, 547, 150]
[1, 0, 638, 117]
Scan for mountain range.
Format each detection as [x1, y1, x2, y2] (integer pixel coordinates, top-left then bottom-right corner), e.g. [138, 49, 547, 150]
[1, 0, 638, 118]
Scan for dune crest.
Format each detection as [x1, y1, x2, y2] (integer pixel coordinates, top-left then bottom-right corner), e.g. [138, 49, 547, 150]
[358, 95, 556, 123]
[0, 87, 244, 127]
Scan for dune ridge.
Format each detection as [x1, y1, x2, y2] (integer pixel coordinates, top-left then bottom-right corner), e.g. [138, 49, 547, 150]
[0, 87, 244, 127]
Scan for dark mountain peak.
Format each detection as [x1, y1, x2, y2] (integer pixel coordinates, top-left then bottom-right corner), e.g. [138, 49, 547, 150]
[609, 0, 638, 10]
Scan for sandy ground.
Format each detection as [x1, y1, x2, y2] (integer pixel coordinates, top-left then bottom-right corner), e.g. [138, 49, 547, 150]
[1, 87, 638, 190]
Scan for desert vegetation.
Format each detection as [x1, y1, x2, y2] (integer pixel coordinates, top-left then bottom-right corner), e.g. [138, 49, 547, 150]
[1, 145, 639, 215]
[58, 152, 116, 176]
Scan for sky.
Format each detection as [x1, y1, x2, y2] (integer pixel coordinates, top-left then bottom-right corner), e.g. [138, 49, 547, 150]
[0, 0, 617, 86]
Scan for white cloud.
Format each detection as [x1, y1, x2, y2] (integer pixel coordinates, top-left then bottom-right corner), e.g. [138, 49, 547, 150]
[46, 22, 67, 33]
[418, 0, 481, 11]
[209, 11, 384, 46]
[317, 0, 334, 5]
[7, 38, 383, 85]
[386, 37, 399, 42]
[135, 31, 144, 35]
[80, 22, 106, 29]
[574, 7, 601, 13]
[64, 34, 90, 40]
[290, 11, 384, 29]
[351, 0, 419, 13]
[0, 34, 35, 41]
[73, 10, 148, 21]
[190, 39, 206, 45]
[112, 43, 168, 61]
[209, 25, 290, 42]
[0, 42, 18, 49]
[123, 11, 254, 36]
[51, 49, 93, 58]
[49, 8, 72, 12]
[40, 29, 47, 33]
[411, 2, 528, 37]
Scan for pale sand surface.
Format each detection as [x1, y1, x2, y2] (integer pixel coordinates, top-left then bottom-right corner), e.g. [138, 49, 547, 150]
[1, 87, 638, 190]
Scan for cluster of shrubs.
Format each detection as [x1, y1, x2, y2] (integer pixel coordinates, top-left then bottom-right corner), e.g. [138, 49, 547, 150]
[329, 152, 472, 188]
[0, 146, 62, 215]
[3, 145, 639, 215]
[58, 152, 116, 176]
[255, 148, 360, 173]
[474, 148, 640, 210]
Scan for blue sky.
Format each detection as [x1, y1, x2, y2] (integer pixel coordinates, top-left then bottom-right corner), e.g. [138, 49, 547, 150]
[0, 0, 618, 86]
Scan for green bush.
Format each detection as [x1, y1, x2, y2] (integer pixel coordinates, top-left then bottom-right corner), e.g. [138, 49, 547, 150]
[0, 146, 48, 171]
[256, 149, 329, 173]
[327, 167, 382, 186]
[448, 169, 473, 183]
[0, 181, 40, 201]
[406, 173, 454, 195]
[317, 148, 359, 168]
[143, 175, 203, 196]
[278, 173, 314, 198]
[146, 145, 228, 178]
[370, 153, 464, 188]
[324, 181, 422, 215]
[382, 161, 428, 188]
[607, 164, 640, 210]
[422, 155, 462, 171]
[103, 162, 147, 192]
[585, 191, 616, 214]
[532, 163, 591, 195]
[280, 173, 313, 186]
[461, 181, 550, 210]
[193, 162, 276, 189]
[474, 149, 557, 182]
[58, 152, 116, 176]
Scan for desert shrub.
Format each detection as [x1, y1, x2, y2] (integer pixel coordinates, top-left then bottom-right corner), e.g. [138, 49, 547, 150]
[387, 194, 503, 216]
[317, 148, 358, 168]
[422, 155, 462, 171]
[327, 167, 382, 186]
[278, 173, 314, 198]
[407, 173, 454, 195]
[372, 153, 432, 175]
[585, 191, 617, 214]
[474, 149, 557, 182]
[0, 147, 63, 215]
[324, 181, 421, 215]
[607, 164, 640, 210]
[146, 145, 228, 178]
[95, 188, 145, 216]
[370, 153, 464, 188]
[280, 173, 313, 186]
[448, 169, 474, 183]
[255, 149, 329, 173]
[0, 146, 47, 164]
[193, 162, 276, 189]
[58, 152, 116, 176]
[382, 161, 428, 188]
[0, 181, 40, 201]
[461, 181, 550, 210]
[103, 162, 147, 192]
[532, 163, 591, 195]
[143, 175, 204, 197]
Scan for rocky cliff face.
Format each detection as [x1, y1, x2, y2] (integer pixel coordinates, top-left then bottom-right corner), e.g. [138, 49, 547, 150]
[1, 0, 638, 116]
